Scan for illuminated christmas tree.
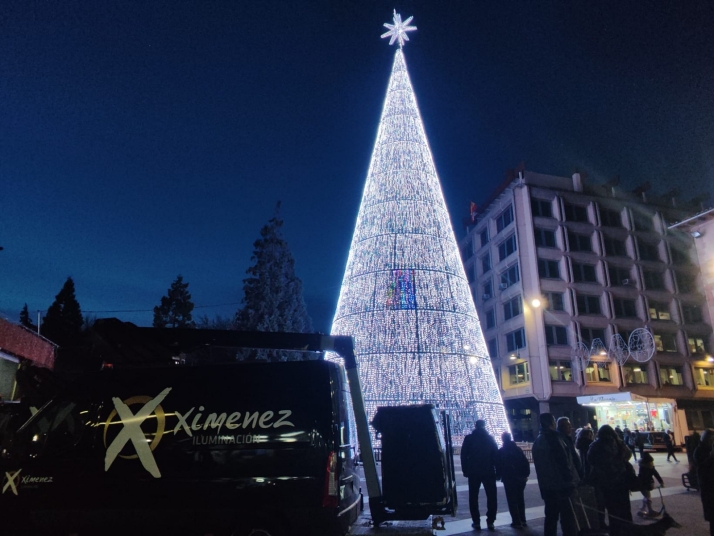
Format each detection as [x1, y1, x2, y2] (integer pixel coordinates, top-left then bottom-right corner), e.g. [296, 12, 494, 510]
[331, 12, 510, 445]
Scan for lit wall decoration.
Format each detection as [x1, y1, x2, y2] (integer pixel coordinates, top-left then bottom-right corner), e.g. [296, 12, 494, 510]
[330, 28, 510, 446]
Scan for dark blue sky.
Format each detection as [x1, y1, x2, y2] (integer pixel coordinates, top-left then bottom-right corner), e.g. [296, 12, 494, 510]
[2, 1, 714, 333]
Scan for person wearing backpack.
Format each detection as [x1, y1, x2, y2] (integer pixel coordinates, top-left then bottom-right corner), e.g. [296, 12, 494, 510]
[496, 432, 531, 529]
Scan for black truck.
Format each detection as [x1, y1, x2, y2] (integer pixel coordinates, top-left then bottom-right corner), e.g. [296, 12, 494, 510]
[0, 326, 456, 535]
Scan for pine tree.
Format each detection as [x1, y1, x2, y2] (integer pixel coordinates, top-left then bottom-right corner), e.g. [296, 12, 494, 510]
[236, 203, 312, 341]
[19, 304, 36, 331]
[330, 31, 509, 445]
[42, 277, 84, 346]
[153, 275, 196, 328]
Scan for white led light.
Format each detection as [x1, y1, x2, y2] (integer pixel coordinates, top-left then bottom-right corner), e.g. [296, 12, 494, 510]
[330, 49, 510, 446]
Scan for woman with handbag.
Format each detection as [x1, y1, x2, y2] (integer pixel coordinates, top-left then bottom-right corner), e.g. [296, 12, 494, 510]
[588, 425, 633, 536]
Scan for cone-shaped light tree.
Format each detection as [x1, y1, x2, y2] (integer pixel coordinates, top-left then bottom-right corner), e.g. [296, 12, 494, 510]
[331, 12, 509, 445]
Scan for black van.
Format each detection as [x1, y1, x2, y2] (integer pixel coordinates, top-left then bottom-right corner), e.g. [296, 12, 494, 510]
[0, 360, 361, 536]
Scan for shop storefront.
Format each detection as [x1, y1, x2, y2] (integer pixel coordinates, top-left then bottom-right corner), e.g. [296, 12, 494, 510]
[576, 392, 678, 438]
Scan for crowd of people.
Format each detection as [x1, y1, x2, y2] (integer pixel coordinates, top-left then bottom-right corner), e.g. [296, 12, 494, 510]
[460, 416, 714, 536]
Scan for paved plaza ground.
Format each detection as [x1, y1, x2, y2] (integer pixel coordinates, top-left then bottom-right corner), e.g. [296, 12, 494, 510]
[355, 451, 708, 536]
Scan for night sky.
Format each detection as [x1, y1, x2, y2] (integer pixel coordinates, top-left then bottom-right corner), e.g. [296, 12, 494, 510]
[2, 1, 714, 333]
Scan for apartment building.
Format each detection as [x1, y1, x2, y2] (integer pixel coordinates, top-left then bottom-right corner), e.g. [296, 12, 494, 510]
[461, 171, 714, 441]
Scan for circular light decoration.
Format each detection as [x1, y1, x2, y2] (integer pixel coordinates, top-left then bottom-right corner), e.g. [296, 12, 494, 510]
[571, 342, 590, 373]
[329, 25, 510, 447]
[628, 328, 655, 363]
[609, 333, 630, 365]
[590, 338, 608, 359]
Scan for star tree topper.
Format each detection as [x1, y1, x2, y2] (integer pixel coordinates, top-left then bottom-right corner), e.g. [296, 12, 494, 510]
[381, 10, 417, 48]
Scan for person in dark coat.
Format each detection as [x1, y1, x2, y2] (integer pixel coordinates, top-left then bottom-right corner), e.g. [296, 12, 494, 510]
[635, 429, 645, 457]
[496, 432, 530, 529]
[588, 425, 632, 536]
[694, 430, 714, 490]
[664, 429, 679, 462]
[623, 427, 637, 461]
[698, 449, 714, 536]
[615, 425, 624, 441]
[532, 413, 580, 536]
[461, 419, 499, 531]
[637, 452, 664, 517]
[575, 427, 594, 477]
[557, 417, 583, 479]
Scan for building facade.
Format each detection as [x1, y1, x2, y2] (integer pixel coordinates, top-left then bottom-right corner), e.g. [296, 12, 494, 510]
[461, 171, 714, 442]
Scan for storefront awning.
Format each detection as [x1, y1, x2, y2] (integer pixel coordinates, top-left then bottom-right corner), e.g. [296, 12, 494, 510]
[577, 392, 648, 405]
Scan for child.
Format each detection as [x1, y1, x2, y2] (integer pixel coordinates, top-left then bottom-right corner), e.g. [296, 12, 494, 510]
[637, 452, 664, 517]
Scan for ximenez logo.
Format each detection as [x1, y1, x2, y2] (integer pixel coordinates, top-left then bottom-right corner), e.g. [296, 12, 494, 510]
[103, 388, 296, 478]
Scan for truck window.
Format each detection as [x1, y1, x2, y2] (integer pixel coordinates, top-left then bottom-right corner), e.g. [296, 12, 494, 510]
[18, 400, 88, 457]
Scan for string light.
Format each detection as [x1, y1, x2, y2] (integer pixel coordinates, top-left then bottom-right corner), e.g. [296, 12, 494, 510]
[330, 48, 509, 445]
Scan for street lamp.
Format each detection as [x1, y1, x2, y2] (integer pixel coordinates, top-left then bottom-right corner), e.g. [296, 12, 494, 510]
[531, 298, 541, 308]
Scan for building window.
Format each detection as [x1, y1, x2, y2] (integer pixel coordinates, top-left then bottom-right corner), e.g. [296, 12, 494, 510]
[633, 212, 654, 232]
[538, 259, 560, 279]
[572, 262, 598, 283]
[467, 266, 475, 284]
[688, 337, 707, 355]
[608, 266, 631, 286]
[564, 203, 589, 223]
[487, 338, 498, 359]
[676, 271, 695, 293]
[648, 301, 671, 321]
[508, 362, 530, 385]
[600, 208, 623, 228]
[549, 361, 573, 382]
[506, 328, 526, 352]
[485, 309, 496, 330]
[461, 241, 474, 262]
[585, 362, 612, 382]
[545, 325, 569, 346]
[660, 366, 684, 386]
[623, 364, 648, 385]
[545, 292, 565, 311]
[643, 270, 665, 290]
[500, 263, 520, 289]
[654, 333, 677, 353]
[604, 236, 628, 257]
[670, 247, 690, 265]
[481, 253, 491, 274]
[532, 198, 553, 218]
[498, 234, 517, 261]
[568, 231, 592, 253]
[480, 228, 490, 248]
[577, 294, 602, 315]
[503, 296, 522, 321]
[496, 205, 514, 233]
[638, 239, 660, 262]
[580, 328, 605, 346]
[613, 298, 637, 318]
[618, 329, 632, 344]
[482, 280, 493, 300]
[682, 304, 703, 324]
[694, 368, 714, 387]
[534, 228, 557, 248]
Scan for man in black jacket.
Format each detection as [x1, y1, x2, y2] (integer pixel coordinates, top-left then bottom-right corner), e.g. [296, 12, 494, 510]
[532, 413, 580, 536]
[461, 419, 499, 531]
[496, 432, 530, 529]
